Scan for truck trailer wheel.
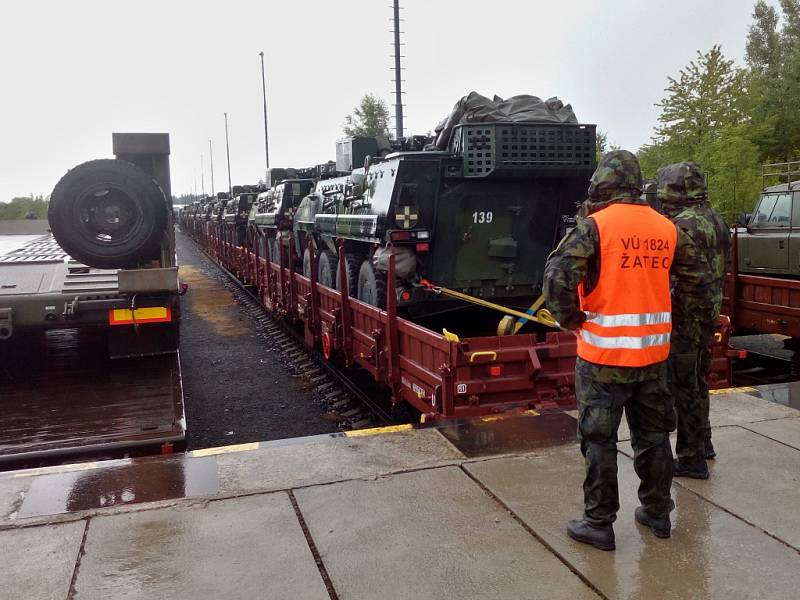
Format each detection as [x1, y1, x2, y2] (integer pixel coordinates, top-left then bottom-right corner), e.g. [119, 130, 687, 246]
[357, 260, 387, 309]
[318, 249, 337, 288]
[48, 159, 167, 269]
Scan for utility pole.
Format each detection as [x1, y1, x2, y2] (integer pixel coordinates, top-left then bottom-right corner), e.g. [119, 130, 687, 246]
[392, 0, 404, 139]
[259, 51, 270, 180]
[200, 154, 205, 197]
[208, 139, 215, 196]
[224, 112, 232, 197]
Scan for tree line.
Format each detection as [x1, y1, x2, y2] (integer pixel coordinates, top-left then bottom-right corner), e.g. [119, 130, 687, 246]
[638, 0, 800, 220]
[0, 196, 48, 220]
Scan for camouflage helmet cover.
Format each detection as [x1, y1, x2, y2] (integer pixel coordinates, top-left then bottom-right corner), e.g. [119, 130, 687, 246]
[587, 149, 643, 199]
[656, 162, 707, 204]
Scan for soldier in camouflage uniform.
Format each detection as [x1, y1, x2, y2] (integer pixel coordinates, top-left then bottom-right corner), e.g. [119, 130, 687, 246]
[544, 150, 702, 550]
[657, 162, 731, 478]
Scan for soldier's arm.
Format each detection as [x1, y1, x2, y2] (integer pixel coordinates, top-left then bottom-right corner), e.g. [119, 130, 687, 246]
[671, 226, 710, 293]
[543, 218, 598, 330]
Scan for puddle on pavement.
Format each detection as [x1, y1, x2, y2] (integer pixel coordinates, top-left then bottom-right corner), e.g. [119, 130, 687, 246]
[17, 455, 219, 518]
[435, 411, 577, 458]
[752, 381, 800, 411]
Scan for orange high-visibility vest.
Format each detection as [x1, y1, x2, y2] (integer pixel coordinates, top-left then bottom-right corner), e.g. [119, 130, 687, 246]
[577, 203, 677, 367]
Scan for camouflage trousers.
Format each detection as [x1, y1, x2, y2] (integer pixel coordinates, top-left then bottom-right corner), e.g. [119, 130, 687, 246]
[575, 360, 675, 527]
[670, 326, 715, 462]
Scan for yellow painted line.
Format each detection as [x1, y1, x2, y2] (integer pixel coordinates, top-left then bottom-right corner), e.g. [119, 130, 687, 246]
[190, 442, 260, 457]
[344, 424, 414, 437]
[710, 386, 758, 395]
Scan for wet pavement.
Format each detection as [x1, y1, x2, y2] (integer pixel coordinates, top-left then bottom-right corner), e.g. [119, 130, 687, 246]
[1, 385, 799, 600]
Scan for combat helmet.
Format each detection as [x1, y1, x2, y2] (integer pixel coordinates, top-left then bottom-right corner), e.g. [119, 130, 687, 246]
[657, 162, 706, 205]
[587, 150, 643, 200]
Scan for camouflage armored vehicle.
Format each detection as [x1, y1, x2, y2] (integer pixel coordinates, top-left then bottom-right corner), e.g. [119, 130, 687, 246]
[737, 161, 800, 276]
[223, 190, 260, 246]
[249, 178, 315, 264]
[293, 92, 597, 316]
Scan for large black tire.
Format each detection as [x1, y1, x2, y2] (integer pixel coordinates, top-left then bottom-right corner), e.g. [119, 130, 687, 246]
[318, 249, 337, 288]
[337, 253, 362, 297]
[48, 159, 167, 269]
[357, 259, 387, 309]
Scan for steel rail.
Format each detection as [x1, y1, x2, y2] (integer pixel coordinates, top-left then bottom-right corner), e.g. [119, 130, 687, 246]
[193, 240, 394, 426]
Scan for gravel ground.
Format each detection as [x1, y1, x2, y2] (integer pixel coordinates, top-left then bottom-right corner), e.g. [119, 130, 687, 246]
[176, 230, 338, 449]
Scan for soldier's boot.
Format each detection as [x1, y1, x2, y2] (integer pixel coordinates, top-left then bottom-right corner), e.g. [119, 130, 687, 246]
[704, 437, 716, 460]
[673, 458, 709, 479]
[634, 506, 671, 539]
[566, 519, 615, 551]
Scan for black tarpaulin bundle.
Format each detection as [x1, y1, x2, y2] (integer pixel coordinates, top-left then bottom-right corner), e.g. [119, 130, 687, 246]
[429, 91, 578, 150]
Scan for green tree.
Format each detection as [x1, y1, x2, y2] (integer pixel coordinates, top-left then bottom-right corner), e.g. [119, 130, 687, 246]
[343, 94, 391, 137]
[638, 45, 759, 219]
[745, 0, 800, 160]
[0, 196, 49, 220]
[654, 45, 747, 149]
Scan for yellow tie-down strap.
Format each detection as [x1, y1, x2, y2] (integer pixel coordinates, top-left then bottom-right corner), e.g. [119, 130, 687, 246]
[109, 306, 172, 326]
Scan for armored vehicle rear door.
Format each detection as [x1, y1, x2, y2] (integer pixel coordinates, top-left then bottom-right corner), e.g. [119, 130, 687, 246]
[743, 192, 792, 274]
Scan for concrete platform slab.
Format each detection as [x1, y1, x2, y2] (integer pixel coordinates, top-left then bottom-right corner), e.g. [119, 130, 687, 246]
[671, 426, 800, 551]
[215, 428, 464, 494]
[743, 417, 800, 450]
[595, 389, 798, 443]
[0, 521, 85, 600]
[466, 445, 800, 600]
[0, 476, 29, 519]
[708, 391, 799, 425]
[296, 466, 599, 600]
[72, 493, 328, 600]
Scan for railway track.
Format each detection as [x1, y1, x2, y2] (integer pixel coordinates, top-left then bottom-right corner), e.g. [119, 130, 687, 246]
[196, 242, 396, 430]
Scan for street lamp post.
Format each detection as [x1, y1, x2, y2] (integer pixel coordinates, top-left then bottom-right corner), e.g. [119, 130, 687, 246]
[224, 112, 232, 197]
[259, 51, 270, 182]
[208, 139, 215, 196]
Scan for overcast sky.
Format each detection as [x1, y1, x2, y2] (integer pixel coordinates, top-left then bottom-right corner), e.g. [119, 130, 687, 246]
[0, 0, 757, 201]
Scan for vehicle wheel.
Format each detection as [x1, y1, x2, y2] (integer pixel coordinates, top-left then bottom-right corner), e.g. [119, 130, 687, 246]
[302, 247, 312, 278]
[48, 159, 168, 269]
[337, 253, 362, 297]
[357, 259, 387, 309]
[318, 249, 337, 288]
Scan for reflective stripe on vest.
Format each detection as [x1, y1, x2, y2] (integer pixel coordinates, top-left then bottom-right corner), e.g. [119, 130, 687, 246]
[577, 203, 677, 368]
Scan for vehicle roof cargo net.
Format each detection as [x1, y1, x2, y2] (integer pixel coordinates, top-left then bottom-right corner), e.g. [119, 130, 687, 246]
[429, 92, 596, 177]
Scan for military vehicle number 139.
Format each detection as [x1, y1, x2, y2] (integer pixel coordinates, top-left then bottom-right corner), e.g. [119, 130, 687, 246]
[472, 211, 493, 224]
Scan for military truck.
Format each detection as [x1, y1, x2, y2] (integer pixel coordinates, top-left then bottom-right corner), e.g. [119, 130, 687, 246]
[736, 161, 800, 276]
[293, 93, 597, 317]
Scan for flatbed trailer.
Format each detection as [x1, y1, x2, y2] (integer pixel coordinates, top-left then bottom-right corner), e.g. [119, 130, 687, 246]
[0, 133, 185, 467]
[0, 228, 185, 467]
[181, 218, 735, 421]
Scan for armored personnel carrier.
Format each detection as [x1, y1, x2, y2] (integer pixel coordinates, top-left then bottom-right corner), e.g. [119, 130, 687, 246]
[224, 189, 260, 246]
[293, 92, 597, 317]
[249, 178, 315, 265]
